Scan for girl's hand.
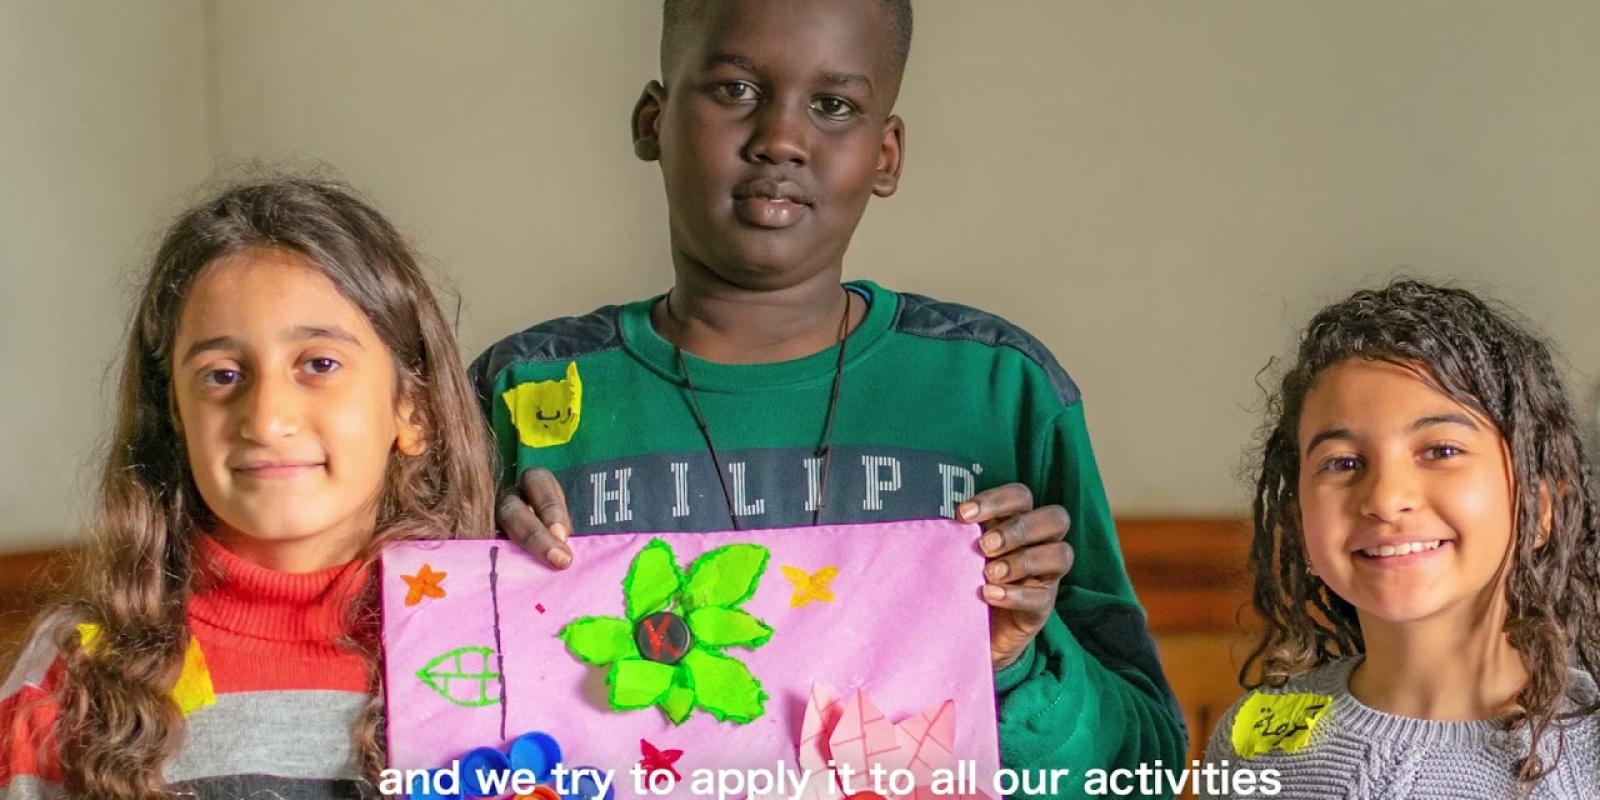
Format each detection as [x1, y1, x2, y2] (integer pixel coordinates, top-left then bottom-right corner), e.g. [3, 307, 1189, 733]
[959, 484, 1074, 670]
[498, 467, 575, 569]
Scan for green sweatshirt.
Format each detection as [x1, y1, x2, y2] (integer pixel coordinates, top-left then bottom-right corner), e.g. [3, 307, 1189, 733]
[469, 281, 1187, 796]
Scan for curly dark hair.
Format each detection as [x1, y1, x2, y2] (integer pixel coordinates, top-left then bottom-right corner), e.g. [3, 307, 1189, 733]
[1242, 279, 1600, 783]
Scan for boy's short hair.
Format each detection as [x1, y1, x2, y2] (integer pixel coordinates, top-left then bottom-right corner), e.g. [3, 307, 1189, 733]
[661, 0, 914, 77]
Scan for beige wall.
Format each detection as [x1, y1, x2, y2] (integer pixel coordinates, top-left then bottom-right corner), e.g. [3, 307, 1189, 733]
[869, 1, 1600, 512]
[0, 0, 211, 552]
[209, 0, 667, 356]
[3, 1, 1597, 551]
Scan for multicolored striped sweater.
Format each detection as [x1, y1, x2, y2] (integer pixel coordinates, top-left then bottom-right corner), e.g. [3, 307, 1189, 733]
[0, 535, 372, 799]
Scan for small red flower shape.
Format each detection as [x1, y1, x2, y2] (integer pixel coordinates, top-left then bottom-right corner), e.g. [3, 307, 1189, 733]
[639, 739, 682, 781]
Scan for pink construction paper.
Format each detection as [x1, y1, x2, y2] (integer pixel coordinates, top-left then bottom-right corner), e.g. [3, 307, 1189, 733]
[381, 520, 1001, 798]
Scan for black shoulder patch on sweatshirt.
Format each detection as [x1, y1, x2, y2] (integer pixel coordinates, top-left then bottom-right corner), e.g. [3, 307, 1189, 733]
[892, 292, 1082, 405]
[469, 305, 624, 403]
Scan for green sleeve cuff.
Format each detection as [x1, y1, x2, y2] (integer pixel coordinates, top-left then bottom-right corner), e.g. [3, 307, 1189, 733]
[992, 640, 1038, 695]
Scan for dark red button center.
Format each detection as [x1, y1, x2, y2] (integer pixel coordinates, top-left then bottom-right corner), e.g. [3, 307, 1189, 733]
[634, 612, 692, 665]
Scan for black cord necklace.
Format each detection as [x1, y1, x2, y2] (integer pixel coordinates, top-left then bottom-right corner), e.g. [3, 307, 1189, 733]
[666, 290, 851, 530]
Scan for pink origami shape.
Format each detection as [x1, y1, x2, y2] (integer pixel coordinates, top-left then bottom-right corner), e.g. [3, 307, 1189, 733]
[762, 683, 988, 800]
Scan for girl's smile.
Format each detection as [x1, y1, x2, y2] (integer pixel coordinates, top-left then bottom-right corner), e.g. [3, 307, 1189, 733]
[231, 458, 326, 480]
[1351, 537, 1451, 565]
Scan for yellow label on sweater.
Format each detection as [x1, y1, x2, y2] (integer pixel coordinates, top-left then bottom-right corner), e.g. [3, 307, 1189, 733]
[504, 361, 583, 447]
[170, 636, 216, 714]
[75, 622, 100, 651]
[1230, 691, 1332, 758]
[76, 623, 217, 716]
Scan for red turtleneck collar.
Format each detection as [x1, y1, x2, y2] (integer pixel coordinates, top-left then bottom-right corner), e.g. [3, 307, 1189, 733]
[184, 535, 372, 693]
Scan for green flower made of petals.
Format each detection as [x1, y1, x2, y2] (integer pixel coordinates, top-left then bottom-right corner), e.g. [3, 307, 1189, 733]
[558, 539, 773, 725]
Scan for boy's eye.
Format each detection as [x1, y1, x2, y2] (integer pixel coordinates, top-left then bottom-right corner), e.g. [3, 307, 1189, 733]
[304, 357, 341, 375]
[713, 81, 760, 103]
[810, 96, 858, 120]
[202, 368, 242, 387]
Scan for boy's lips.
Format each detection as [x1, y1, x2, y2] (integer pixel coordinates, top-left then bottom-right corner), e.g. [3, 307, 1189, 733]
[232, 459, 325, 479]
[732, 179, 813, 229]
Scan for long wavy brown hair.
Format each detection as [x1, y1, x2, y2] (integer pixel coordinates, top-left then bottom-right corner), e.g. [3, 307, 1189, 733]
[1243, 279, 1600, 783]
[51, 176, 495, 798]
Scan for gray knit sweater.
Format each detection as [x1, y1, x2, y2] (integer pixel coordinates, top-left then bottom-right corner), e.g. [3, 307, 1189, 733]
[1202, 658, 1600, 799]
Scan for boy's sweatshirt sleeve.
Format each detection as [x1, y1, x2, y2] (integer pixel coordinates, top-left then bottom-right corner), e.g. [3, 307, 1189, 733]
[995, 398, 1188, 795]
[0, 618, 68, 800]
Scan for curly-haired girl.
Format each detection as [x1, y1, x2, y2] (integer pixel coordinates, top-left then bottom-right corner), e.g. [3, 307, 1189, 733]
[1204, 279, 1600, 798]
[0, 177, 494, 799]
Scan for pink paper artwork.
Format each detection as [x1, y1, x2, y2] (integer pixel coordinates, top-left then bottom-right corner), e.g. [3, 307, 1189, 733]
[380, 520, 1000, 799]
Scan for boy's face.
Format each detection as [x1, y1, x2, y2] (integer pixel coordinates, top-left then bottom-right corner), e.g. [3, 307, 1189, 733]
[636, 0, 905, 290]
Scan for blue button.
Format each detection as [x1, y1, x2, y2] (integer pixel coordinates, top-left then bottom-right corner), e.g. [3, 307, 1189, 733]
[461, 747, 513, 797]
[563, 765, 615, 800]
[508, 731, 564, 784]
[408, 768, 461, 800]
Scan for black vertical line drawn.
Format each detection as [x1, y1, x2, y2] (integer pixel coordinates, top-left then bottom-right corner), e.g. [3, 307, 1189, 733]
[489, 545, 509, 742]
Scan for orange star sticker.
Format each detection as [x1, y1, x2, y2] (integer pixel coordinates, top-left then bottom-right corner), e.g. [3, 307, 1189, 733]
[402, 563, 447, 606]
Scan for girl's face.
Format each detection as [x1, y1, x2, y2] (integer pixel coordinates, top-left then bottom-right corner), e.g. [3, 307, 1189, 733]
[172, 250, 425, 571]
[1297, 359, 1516, 625]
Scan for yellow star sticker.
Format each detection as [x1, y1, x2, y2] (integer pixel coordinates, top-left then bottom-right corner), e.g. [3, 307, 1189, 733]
[781, 565, 839, 608]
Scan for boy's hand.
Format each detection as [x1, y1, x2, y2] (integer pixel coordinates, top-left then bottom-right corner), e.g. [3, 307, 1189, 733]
[959, 484, 1074, 670]
[498, 467, 575, 569]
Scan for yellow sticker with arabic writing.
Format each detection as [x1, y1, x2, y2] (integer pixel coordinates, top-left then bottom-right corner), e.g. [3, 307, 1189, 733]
[1230, 691, 1332, 758]
[503, 361, 583, 448]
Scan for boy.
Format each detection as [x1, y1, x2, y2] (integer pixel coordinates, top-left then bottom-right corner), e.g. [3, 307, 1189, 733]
[472, 0, 1187, 791]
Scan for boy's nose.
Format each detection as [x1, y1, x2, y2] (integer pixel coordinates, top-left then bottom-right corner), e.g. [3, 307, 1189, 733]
[745, 102, 809, 166]
[239, 373, 302, 442]
[1359, 458, 1421, 522]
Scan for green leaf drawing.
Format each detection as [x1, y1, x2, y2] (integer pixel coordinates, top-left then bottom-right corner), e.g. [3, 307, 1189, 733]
[686, 607, 773, 648]
[560, 616, 638, 665]
[681, 544, 770, 611]
[625, 539, 684, 621]
[417, 645, 501, 708]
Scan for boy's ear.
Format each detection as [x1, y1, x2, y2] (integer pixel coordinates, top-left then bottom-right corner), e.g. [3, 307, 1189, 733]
[873, 114, 906, 198]
[395, 394, 428, 457]
[632, 81, 667, 162]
